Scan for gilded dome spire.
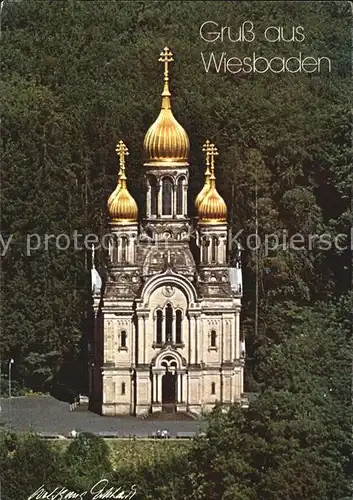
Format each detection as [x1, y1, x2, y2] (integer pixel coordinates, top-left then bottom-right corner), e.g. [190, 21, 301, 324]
[143, 47, 190, 167]
[108, 141, 138, 224]
[195, 139, 212, 210]
[198, 143, 227, 224]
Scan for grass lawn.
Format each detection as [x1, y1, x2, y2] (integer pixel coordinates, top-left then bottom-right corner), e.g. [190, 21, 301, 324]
[51, 438, 192, 469]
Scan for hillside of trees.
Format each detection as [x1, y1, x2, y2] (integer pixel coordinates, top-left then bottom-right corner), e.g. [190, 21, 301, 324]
[0, 1, 351, 497]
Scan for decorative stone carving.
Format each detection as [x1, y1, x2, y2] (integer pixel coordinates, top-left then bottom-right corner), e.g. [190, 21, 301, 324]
[117, 319, 130, 327]
[207, 319, 220, 327]
[162, 285, 175, 298]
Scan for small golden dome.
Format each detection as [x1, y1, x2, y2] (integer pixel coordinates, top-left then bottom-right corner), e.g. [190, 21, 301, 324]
[108, 141, 138, 224]
[143, 47, 189, 167]
[198, 178, 227, 223]
[198, 143, 227, 224]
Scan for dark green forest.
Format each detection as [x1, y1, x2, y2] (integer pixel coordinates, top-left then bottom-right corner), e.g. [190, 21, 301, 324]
[0, 1, 352, 498]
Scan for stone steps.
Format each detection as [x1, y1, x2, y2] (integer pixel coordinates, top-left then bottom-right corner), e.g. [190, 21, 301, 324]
[145, 411, 195, 421]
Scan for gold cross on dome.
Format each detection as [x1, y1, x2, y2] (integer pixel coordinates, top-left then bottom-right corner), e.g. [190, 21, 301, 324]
[115, 140, 129, 170]
[202, 139, 212, 168]
[158, 47, 174, 83]
[209, 143, 219, 172]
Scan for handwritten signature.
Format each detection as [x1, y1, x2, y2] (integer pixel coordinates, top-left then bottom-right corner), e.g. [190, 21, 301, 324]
[27, 480, 137, 500]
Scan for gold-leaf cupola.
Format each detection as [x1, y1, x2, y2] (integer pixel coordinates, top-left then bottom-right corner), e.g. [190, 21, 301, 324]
[108, 140, 138, 224]
[198, 143, 227, 224]
[195, 139, 212, 210]
[143, 47, 190, 167]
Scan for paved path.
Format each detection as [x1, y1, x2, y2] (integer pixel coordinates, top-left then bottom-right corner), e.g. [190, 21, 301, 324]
[0, 396, 203, 437]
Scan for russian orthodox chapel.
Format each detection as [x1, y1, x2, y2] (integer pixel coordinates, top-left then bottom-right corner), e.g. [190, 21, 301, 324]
[90, 48, 245, 416]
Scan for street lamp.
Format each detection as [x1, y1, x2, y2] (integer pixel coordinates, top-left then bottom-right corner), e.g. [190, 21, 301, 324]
[8, 358, 14, 427]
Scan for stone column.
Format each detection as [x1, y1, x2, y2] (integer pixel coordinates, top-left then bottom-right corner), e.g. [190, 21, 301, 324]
[108, 235, 112, 261]
[142, 315, 146, 364]
[194, 316, 198, 364]
[172, 185, 176, 217]
[158, 372, 163, 403]
[183, 183, 187, 216]
[136, 314, 144, 364]
[188, 314, 195, 365]
[177, 373, 182, 402]
[221, 238, 226, 264]
[200, 319, 204, 364]
[157, 178, 162, 217]
[117, 236, 121, 263]
[113, 236, 118, 264]
[146, 182, 151, 217]
[130, 371, 135, 409]
[240, 366, 244, 396]
[235, 310, 240, 359]
[230, 318, 234, 362]
[172, 312, 176, 343]
[214, 237, 218, 264]
[151, 373, 155, 403]
[130, 321, 135, 365]
[182, 372, 187, 403]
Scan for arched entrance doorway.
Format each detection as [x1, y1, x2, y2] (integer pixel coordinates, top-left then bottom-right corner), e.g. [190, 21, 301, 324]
[161, 358, 177, 412]
[152, 347, 187, 414]
[162, 370, 176, 406]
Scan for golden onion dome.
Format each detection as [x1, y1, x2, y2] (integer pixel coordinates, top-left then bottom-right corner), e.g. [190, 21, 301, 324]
[198, 142, 227, 224]
[143, 47, 189, 167]
[108, 141, 138, 224]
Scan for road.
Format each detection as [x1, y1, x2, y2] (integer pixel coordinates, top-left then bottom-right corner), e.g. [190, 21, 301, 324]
[0, 396, 203, 437]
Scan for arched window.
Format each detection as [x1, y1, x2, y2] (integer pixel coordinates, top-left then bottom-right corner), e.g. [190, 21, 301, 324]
[211, 382, 216, 395]
[121, 382, 126, 395]
[121, 330, 127, 348]
[156, 310, 163, 344]
[121, 236, 128, 263]
[176, 310, 182, 344]
[165, 303, 173, 342]
[211, 236, 218, 263]
[162, 177, 173, 215]
[211, 330, 217, 348]
[176, 177, 184, 215]
[149, 176, 157, 216]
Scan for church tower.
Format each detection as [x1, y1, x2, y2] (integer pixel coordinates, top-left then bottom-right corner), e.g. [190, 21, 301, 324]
[90, 47, 245, 416]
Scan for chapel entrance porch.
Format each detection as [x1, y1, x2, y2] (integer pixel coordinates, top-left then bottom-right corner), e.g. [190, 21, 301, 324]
[151, 349, 187, 414]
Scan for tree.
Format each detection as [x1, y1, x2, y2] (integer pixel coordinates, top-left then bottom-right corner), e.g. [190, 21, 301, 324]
[64, 432, 112, 491]
[0, 433, 67, 500]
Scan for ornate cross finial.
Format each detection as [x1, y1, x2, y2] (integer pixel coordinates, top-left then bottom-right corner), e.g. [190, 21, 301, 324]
[159, 47, 174, 98]
[202, 139, 212, 168]
[115, 140, 129, 188]
[208, 143, 219, 173]
[159, 47, 174, 83]
[115, 140, 129, 171]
